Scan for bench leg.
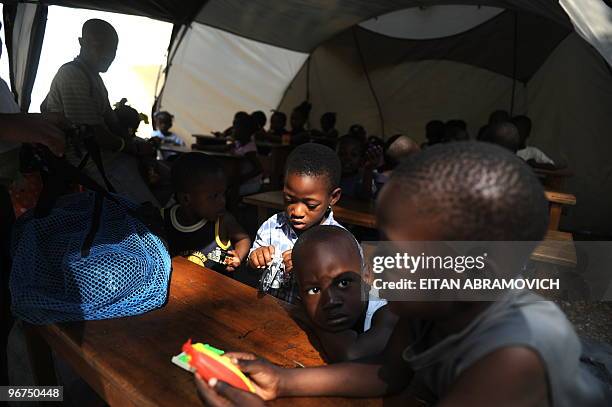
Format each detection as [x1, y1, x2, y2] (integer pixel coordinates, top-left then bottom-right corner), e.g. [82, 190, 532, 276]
[548, 204, 562, 230]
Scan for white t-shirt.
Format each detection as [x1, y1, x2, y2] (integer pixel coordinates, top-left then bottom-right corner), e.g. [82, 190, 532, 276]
[517, 146, 555, 165]
[364, 296, 387, 331]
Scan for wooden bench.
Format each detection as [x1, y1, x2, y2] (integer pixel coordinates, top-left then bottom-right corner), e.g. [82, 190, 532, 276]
[25, 258, 385, 407]
[544, 190, 576, 231]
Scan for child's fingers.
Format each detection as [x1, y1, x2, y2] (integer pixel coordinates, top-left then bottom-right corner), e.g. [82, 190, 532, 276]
[211, 379, 263, 406]
[194, 374, 226, 407]
[263, 246, 274, 265]
[224, 352, 258, 362]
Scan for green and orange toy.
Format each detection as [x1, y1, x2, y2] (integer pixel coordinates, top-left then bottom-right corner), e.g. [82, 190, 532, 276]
[173, 339, 256, 393]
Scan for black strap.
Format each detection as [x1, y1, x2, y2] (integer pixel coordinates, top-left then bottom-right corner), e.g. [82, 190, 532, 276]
[81, 192, 104, 257]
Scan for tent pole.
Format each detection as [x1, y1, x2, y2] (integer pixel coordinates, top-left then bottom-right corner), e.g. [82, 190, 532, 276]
[352, 27, 385, 138]
[510, 11, 518, 116]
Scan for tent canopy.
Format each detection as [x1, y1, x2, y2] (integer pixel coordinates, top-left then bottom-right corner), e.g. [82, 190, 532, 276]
[3, 0, 612, 235]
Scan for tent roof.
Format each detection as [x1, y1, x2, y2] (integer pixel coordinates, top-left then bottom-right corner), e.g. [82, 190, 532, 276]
[354, 10, 570, 83]
[42, 0, 203, 23]
[38, 1, 571, 51]
[194, 0, 571, 52]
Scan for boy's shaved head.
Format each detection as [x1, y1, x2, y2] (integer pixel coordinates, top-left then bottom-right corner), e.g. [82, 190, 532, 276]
[487, 122, 521, 153]
[293, 225, 361, 269]
[382, 142, 548, 241]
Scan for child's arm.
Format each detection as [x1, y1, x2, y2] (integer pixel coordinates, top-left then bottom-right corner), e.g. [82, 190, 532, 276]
[223, 213, 252, 271]
[313, 305, 399, 362]
[248, 217, 275, 269]
[437, 347, 548, 407]
[226, 317, 414, 400]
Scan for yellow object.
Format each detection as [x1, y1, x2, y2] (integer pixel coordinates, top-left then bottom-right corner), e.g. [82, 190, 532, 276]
[187, 344, 256, 393]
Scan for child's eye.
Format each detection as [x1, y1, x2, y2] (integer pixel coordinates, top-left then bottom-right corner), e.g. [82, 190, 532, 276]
[307, 287, 320, 295]
[337, 279, 351, 289]
[306, 204, 318, 210]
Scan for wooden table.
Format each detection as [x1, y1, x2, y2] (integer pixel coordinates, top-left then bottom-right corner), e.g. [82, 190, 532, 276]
[243, 191, 576, 267]
[27, 258, 381, 406]
[534, 167, 573, 190]
[243, 190, 376, 229]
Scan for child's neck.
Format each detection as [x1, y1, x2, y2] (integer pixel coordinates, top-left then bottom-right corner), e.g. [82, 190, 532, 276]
[176, 206, 204, 226]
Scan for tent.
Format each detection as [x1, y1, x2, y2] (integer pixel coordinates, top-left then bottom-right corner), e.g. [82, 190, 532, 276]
[3, 0, 612, 234]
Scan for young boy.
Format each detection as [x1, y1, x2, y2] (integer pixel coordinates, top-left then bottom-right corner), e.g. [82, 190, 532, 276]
[151, 111, 184, 146]
[164, 153, 251, 274]
[336, 135, 380, 200]
[248, 143, 344, 303]
[197, 142, 611, 407]
[293, 225, 397, 362]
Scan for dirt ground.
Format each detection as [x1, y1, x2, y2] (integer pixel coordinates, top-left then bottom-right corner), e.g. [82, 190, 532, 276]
[557, 301, 612, 344]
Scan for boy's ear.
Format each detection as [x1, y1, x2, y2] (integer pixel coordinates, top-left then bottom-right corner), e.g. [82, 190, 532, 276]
[329, 187, 342, 206]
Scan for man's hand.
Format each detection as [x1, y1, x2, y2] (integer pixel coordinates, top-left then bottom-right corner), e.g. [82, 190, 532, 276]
[195, 374, 265, 407]
[282, 249, 293, 273]
[249, 246, 275, 269]
[223, 352, 283, 401]
[224, 249, 241, 272]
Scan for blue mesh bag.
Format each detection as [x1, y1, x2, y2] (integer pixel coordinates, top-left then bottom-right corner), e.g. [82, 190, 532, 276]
[9, 142, 171, 324]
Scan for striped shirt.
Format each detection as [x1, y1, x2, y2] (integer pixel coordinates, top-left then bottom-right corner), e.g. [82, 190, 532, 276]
[42, 57, 116, 166]
[250, 210, 343, 303]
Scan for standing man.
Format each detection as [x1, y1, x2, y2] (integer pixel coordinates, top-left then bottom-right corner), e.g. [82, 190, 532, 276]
[42, 19, 158, 205]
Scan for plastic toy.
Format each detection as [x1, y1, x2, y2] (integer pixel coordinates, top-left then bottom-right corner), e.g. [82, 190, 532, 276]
[179, 339, 256, 393]
[259, 253, 288, 292]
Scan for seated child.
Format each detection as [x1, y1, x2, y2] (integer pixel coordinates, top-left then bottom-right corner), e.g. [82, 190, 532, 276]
[163, 153, 251, 274]
[293, 225, 398, 362]
[151, 111, 184, 146]
[375, 134, 420, 191]
[486, 121, 522, 153]
[251, 110, 267, 141]
[311, 112, 339, 149]
[512, 115, 556, 169]
[248, 143, 345, 304]
[265, 111, 289, 142]
[421, 120, 444, 148]
[289, 102, 312, 144]
[231, 115, 263, 196]
[336, 135, 380, 200]
[198, 142, 612, 407]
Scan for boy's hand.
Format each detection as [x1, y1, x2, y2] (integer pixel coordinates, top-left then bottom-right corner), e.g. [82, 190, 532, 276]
[282, 250, 293, 273]
[223, 352, 283, 401]
[224, 250, 241, 272]
[195, 374, 265, 407]
[249, 246, 275, 269]
[364, 145, 383, 170]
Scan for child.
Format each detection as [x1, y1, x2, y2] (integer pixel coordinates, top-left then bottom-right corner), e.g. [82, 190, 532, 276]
[375, 134, 420, 191]
[197, 142, 611, 407]
[512, 115, 556, 168]
[164, 153, 251, 274]
[268, 111, 288, 138]
[251, 111, 267, 141]
[248, 143, 344, 303]
[421, 120, 444, 148]
[311, 112, 339, 149]
[487, 121, 522, 153]
[289, 102, 311, 144]
[151, 111, 184, 146]
[336, 135, 379, 200]
[231, 115, 263, 196]
[293, 225, 398, 362]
